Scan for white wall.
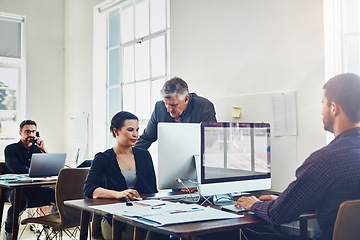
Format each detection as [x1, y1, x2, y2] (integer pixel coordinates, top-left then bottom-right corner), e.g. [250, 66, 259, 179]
[63, 0, 103, 166]
[170, 0, 326, 191]
[0, 0, 328, 191]
[0, 0, 65, 153]
[0, 0, 102, 164]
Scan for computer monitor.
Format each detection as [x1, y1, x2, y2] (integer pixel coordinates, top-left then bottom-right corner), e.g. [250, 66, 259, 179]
[157, 123, 200, 190]
[197, 122, 271, 197]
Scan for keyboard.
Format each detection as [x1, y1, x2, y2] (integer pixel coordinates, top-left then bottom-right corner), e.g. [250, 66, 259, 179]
[148, 193, 200, 203]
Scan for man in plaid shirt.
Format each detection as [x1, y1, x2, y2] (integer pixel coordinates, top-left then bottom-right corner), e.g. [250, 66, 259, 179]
[236, 73, 360, 240]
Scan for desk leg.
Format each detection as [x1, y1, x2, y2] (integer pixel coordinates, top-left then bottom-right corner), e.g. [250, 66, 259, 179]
[0, 187, 6, 232]
[12, 188, 22, 240]
[133, 226, 146, 240]
[112, 219, 122, 240]
[300, 218, 308, 239]
[79, 210, 90, 240]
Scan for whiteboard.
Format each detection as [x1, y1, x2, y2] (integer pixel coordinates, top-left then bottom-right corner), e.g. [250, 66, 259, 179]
[212, 91, 297, 136]
[69, 112, 88, 166]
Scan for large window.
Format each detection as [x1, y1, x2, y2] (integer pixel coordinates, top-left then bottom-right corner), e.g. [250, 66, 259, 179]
[342, 0, 360, 73]
[324, 0, 360, 143]
[105, 0, 170, 147]
[0, 13, 25, 161]
[325, 0, 360, 75]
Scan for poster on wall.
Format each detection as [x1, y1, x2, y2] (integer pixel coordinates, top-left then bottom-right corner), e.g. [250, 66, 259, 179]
[269, 91, 297, 137]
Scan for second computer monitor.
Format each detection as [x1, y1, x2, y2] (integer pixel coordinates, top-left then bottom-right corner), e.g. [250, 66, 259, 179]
[157, 122, 271, 196]
[198, 122, 271, 196]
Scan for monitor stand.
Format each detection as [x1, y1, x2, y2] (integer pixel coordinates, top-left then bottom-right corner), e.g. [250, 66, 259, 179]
[193, 155, 239, 206]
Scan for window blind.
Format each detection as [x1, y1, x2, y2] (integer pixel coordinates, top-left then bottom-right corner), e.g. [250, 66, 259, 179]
[0, 13, 23, 58]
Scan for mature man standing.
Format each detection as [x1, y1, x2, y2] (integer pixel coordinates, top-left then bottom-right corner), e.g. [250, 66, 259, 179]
[135, 77, 217, 149]
[4, 120, 56, 240]
[236, 73, 360, 240]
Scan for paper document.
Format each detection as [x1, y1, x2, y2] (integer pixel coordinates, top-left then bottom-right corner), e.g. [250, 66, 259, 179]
[90, 199, 243, 226]
[0, 174, 57, 183]
[0, 174, 25, 181]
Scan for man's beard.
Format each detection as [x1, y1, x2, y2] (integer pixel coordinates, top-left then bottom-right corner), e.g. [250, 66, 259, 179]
[25, 137, 35, 143]
[323, 114, 334, 133]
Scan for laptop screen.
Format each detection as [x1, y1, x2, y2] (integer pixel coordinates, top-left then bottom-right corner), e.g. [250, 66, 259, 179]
[29, 153, 66, 177]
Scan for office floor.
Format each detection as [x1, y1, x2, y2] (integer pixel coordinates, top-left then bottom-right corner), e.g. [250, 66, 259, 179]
[0, 204, 79, 240]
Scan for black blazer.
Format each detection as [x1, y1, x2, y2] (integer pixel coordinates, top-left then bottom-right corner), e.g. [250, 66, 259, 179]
[84, 147, 157, 199]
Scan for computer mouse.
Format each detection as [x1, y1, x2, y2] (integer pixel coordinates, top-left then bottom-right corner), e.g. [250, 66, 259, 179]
[221, 204, 246, 213]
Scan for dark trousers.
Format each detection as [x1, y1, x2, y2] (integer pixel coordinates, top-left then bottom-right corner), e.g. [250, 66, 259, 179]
[5, 187, 56, 233]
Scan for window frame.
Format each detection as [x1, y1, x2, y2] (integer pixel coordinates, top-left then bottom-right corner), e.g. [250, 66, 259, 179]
[340, 0, 360, 73]
[93, 0, 170, 154]
[324, 0, 360, 143]
[0, 12, 26, 161]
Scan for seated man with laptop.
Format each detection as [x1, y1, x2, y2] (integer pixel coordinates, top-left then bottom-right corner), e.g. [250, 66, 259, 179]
[3, 120, 57, 240]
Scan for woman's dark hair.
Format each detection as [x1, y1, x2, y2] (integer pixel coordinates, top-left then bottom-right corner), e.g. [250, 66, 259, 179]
[110, 111, 138, 137]
[323, 73, 360, 123]
[19, 120, 37, 131]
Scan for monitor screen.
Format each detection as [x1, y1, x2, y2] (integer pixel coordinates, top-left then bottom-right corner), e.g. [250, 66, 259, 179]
[198, 122, 271, 196]
[157, 123, 200, 190]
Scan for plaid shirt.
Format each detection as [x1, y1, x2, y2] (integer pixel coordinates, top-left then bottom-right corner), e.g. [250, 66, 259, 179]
[251, 127, 360, 240]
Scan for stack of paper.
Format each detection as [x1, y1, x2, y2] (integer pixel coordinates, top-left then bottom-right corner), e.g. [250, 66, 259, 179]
[90, 199, 243, 226]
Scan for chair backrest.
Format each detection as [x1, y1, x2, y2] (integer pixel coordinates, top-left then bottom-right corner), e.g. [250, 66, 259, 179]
[0, 162, 10, 175]
[0, 162, 10, 202]
[56, 168, 89, 228]
[333, 199, 360, 240]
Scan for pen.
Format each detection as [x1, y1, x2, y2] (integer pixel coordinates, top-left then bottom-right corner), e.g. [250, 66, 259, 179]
[133, 202, 151, 207]
[133, 202, 166, 208]
[9, 180, 33, 183]
[169, 207, 203, 214]
[151, 203, 166, 209]
[170, 210, 185, 214]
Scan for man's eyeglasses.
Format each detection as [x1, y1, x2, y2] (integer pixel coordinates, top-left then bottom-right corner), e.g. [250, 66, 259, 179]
[22, 130, 36, 135]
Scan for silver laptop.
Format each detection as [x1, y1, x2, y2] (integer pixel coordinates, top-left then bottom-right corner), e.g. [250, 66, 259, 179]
[29, 153, 67, 177]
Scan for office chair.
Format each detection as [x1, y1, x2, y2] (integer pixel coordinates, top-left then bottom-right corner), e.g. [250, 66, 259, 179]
[0, 162, 9, 175]
[0, 162, 10, 230]
[77, 159, 92, 168]
[332, 199, 360, 240]
[21, 168, 89, 239]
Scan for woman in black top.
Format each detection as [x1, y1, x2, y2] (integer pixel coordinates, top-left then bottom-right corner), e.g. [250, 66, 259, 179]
[84, 111, 167, 240]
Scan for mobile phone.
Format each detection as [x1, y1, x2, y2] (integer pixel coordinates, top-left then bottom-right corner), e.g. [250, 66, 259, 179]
[32, 131, 40, 144]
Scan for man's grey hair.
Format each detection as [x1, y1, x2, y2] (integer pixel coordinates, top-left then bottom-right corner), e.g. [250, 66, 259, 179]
[160, 77, 189, 100]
